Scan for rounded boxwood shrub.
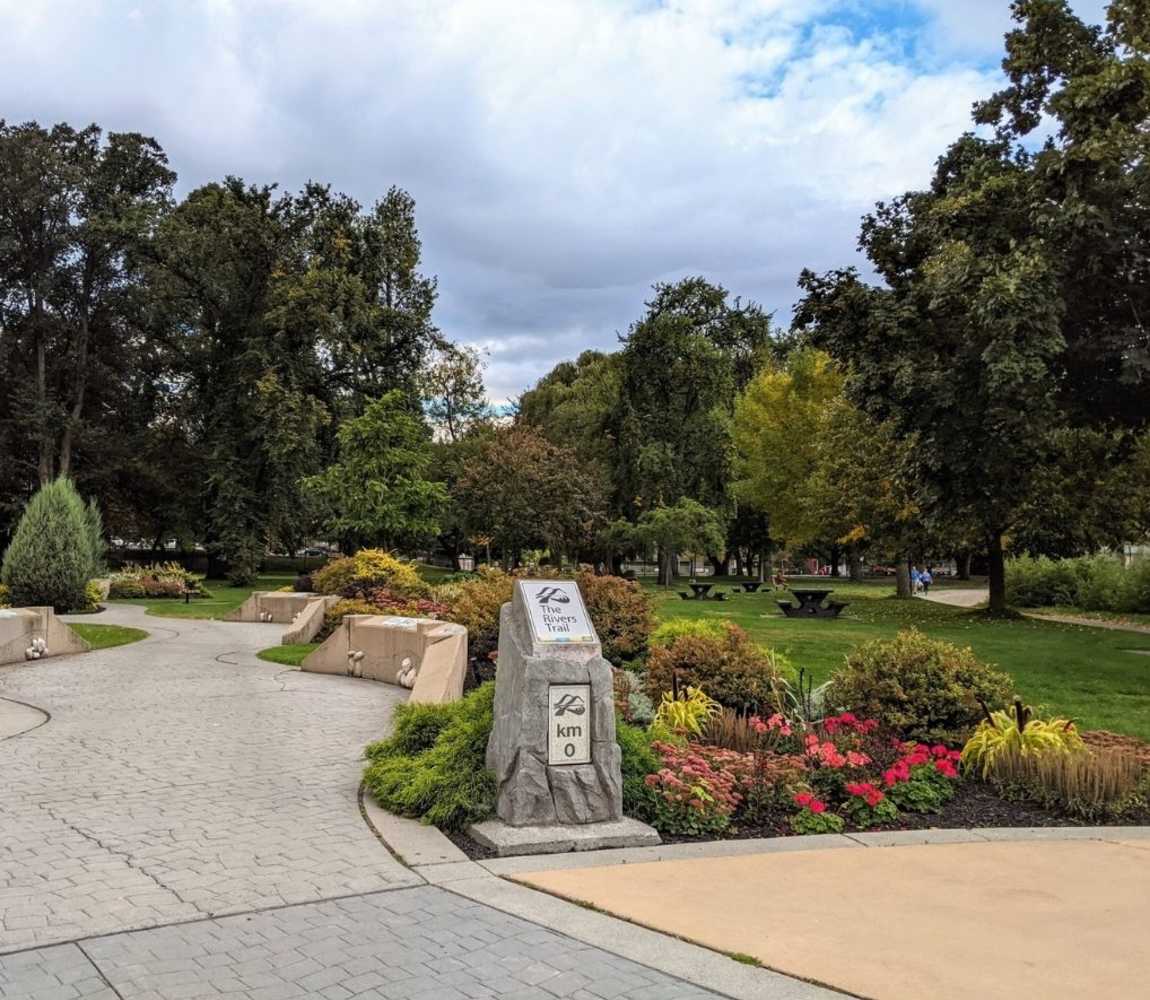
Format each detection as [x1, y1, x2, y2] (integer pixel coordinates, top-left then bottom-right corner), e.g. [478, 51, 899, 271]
[313, 549, 428, 599]
[1, 477, 93, 612]
[573, 570, 654, 666]
[644, 622, 790, 715]
[825, 628, 1014, 745]
[438, 566, 515, 666]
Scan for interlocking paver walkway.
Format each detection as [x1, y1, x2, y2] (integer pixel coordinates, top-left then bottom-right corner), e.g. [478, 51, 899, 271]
[0, 886, 720, 999]
[0, 607, 728, 1000]
[1, 607, 419, 954]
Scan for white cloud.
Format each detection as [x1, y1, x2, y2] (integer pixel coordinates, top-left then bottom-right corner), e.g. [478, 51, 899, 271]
[0, 0, 1028, 400]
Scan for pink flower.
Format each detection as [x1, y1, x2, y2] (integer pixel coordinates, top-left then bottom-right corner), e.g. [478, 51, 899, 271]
[810, 799, 827, 814]
[793, 791, 814, 807]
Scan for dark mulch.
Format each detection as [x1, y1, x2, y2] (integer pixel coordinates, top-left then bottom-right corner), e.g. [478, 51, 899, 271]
[446, 829, 497, 861]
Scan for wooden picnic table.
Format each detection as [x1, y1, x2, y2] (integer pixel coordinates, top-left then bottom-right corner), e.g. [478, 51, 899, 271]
[688, 582, 713, 599]
[778, 588, 848, 618]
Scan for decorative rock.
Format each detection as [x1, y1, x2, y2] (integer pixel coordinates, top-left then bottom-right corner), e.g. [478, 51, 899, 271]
[485, 580, 641, 833]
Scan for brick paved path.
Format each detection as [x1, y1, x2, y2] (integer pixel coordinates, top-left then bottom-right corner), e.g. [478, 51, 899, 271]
[0, 608, 725, 1000]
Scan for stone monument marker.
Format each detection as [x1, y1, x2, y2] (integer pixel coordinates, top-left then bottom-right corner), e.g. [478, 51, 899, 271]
[470, 578, 660, 856]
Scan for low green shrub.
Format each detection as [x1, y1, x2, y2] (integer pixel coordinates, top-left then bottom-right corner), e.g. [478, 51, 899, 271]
[317, 598, 380, 640]
[0, 583, 9, 608]
[645, 623, 790, 714]
[616, 718, 660, 822]
[83, 580, 103, 611]
[825, 628, 1013, 745]
[1005, 553, 1150, 613]
[363, 683, 497, 831]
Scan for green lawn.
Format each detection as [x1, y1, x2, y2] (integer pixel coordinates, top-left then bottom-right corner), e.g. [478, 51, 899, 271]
[256, 643, 318, 666]
[108, 574, 296, 619]
[648, 578, 1150, 740]
[71, 622, 149, 649]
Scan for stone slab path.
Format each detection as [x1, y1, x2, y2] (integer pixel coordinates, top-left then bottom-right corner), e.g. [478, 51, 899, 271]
[0, 607, 734, 1000]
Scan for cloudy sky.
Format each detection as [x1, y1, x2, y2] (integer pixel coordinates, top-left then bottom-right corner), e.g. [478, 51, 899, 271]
[1, 0, 1108, 402]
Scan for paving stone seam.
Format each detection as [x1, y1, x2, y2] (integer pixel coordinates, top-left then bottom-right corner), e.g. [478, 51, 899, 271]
[35, 799, 207, 914]
[75, 939, 127, 1000]
[0, 694, 51, 742]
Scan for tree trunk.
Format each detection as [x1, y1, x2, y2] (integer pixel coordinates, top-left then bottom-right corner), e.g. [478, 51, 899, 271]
[848, 545, 864, 582]
[35, 320, 53, 485]
[657, 546, 675, 587]
[829, 544, 841, 577]
[987, 532, 1007, 613]
[709, 554, 726, 578]
[60, 268, 94, 479]
[895, 559, 912, 599]
[958, 550, 972, 580]
[758, 547, 769, 582]
[734, 548, 744, 577]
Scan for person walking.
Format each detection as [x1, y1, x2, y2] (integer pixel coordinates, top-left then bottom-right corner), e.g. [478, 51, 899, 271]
[921, 567, 933, 595]
[911, 565, 922, 595]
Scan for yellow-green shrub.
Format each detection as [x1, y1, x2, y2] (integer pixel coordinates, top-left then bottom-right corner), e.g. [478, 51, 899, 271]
[649, 618, 727, 647]
[312, 549, 428, 599]
[0, 583, 9, 608]
[652, 687, 720, 739]
[961, 699, 1085, 778]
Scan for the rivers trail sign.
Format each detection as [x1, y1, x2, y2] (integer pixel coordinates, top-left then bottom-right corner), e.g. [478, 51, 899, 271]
[521, 579, 597, 643]
[472, 578, 660, 856]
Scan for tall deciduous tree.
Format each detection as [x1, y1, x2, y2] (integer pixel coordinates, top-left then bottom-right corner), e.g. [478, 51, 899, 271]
[634, 498, 727, 587]
[732, 348, 844, 548]
[303, 391, 446, 550]
[454, 425, 607, 567]
[796, 1, 1150, 612]
[0, 121, 174, 487]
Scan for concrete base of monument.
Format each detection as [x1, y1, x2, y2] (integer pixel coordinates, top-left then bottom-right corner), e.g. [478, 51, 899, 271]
[467, 817, 661, 857]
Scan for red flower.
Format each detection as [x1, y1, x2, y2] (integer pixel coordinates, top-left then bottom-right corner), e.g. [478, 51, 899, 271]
[793, 791, 814, 807]
[934, 758, 958, 779]
[809, 799, 827, 814]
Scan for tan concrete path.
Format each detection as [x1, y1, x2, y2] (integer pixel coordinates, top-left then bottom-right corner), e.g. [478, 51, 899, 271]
[923, 587, 987, 608]
[925, 588, 1150, 635]
[517, 837, 1150, 1000]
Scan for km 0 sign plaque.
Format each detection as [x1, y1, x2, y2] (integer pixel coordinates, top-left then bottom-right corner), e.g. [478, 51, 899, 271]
[547, 683, 591, 764]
